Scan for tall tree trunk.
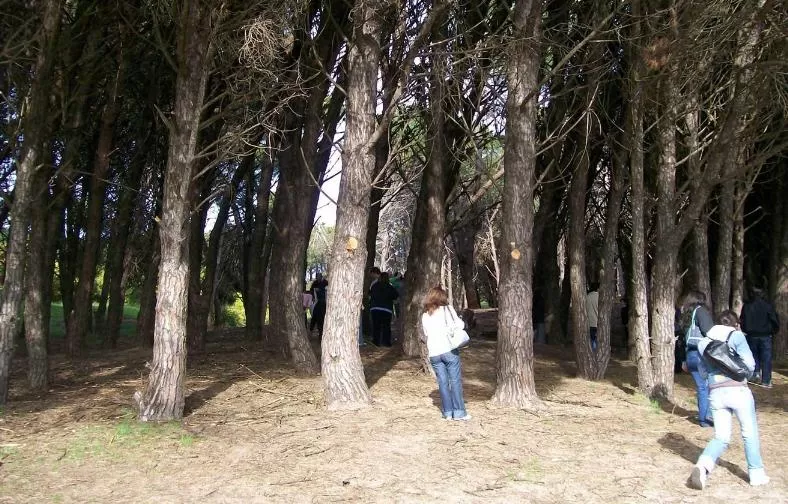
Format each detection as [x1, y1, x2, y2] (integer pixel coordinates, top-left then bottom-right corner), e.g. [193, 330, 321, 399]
[685, 95, 712, 302]
[66, 57, 124, 355]
[321, 0, 381, 409]
[245, 150, 274, 341]
[731, 178, 746, 316]
[401, 52, 450, 360]
[137, 228, 161, 348]
[490, 0, 542, 410]
[595, 161, 626, 379]
[712, 179, 735, 312]
[106, 157, 146, 348]
[186, 180, 210, 353]
[0, 0, 62, 404]
[773, 167, 788, 359]
[24, 171, 51, 390]
[627, 0, 655, 395]
[453, 223, 480, 309]
[135, 0, 214, 421]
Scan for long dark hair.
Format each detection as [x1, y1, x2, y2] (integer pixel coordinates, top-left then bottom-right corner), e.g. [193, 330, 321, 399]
[679, 290, 708, 332]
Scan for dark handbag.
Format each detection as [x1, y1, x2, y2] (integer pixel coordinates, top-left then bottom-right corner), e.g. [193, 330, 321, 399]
[703, 330, 750, 381]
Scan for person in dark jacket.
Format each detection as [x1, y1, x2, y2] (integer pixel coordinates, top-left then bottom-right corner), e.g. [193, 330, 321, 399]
[740, 287, 779, 388]
[309, 272, 328, 339]
[369, 272, 399, 347]
[680, 290, 715, 427]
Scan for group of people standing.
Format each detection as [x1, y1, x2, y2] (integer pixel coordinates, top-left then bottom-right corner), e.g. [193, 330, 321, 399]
[678, 288, 777, 490]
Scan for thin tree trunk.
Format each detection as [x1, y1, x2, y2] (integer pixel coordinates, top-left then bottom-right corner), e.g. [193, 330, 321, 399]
[0, 0, 62, 404]
[66, 57, 124, 355]
[731, 178, 746, 316]
[137, 228, 161, 348]
[712, 179, 735, 312]
[136, 0, 214, 421]
[453, 223, 480, 309]
[245, 149, 274, 341]
[490, 0, 542, 410]
[627, 0, 654, 395]
[321, 0, 381, 409]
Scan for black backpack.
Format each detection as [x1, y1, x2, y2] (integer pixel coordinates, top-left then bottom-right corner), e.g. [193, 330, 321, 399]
[703, 330, 750, 381]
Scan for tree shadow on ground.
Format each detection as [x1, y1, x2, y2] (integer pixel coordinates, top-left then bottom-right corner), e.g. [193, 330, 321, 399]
[428, 382, 493, 413]
[657, 432, 749, 483]
[362, 346, 402, 389]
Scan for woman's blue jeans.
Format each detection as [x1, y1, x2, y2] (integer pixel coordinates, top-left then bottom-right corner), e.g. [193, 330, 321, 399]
[686, 350, 711, 426]
[697, 385, 764, 473]
[430, 350, 467, 419]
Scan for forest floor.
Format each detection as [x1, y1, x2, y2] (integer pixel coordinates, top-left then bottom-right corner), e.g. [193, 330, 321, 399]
[0, 310, 786, 503]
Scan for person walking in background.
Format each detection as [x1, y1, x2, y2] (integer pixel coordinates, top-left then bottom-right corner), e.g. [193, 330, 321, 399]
[586, 283, 599, 351]
[680, 290, 715, 428]
[688, 310, 769, 489]
[301, 287, 313, 328]
[421, 286, 470, 421]
[309, 272, 328, 339]
[740, 287, 779, 388]
[369, 271, 399, 347]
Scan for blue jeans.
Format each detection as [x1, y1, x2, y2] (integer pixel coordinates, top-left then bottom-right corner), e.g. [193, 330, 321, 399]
[589, 327, 598, 351]
[686, 350, 712, 426]
[697, 385, 764, 473]
[430, 350, 467, 419]
[747, 336, 773, 385]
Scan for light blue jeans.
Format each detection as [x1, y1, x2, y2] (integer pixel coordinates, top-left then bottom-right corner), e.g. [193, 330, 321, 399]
[430, 350, 467, 419]
[697, 385, 764, 473]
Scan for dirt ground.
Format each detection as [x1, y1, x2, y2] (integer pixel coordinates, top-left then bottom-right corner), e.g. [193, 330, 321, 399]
[1, 312, 786, 503]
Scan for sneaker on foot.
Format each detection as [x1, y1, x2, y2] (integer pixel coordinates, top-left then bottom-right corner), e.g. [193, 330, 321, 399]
[454, 414, 472, 421]
[689, 466, 706, 490]
[762, 382, 773, 389]
[750, 468, 770, 486]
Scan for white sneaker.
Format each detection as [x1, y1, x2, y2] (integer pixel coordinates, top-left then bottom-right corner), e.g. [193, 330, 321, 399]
[689, 466, 706, 490]
[750, 468, 770, 486]
[454, 414, 472, 421]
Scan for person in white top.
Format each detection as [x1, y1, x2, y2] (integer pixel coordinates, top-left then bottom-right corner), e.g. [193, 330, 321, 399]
[421, 286, 471, 421]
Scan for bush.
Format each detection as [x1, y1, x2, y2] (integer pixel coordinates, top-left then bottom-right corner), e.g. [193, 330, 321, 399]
[221, 296, 246, 327]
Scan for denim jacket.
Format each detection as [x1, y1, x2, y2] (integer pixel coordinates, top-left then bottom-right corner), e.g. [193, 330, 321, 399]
[697, 325, 756, 387]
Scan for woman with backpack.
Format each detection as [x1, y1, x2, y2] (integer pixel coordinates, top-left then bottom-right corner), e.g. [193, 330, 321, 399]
[679, 290, 715, 427]
[688, 310, 769, 489]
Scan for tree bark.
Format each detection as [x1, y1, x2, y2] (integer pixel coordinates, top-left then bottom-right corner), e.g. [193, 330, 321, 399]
[66, 55, 124, 355]
[490, 0, 543, 410]
[244, 149, 274, 341]
[0, 0, 62, 404]
[136, 0, 214, 421]
[712, 178, 735, 312]
[321, 0, 381, 409]
[453, 223, 480, 309]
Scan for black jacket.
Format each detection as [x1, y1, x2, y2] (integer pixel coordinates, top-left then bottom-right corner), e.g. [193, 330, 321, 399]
[369, 280, 399, 312]
[740, 297, 779, 337]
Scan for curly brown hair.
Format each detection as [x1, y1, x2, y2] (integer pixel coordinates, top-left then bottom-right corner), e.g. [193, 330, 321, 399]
[423, 285, 448, 314]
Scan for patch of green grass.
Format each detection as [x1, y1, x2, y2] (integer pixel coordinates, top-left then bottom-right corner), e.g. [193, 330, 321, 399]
[49, 302, 140, 346]
[1, 445, 19, 460]
[507, 457, 543, 483]
[649, 398, 662, 413]
[61, 418, 196, 463]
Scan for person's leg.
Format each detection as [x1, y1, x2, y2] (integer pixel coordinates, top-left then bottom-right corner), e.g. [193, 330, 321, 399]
[429, 355, 452, 419]
[726, 387, 764, 470]
[760, 337, 773, 386]
[690, 390, 732, 490]
[315, 302, 326, 338]
[749, 336, 762, 382]
[381, 311, 393, 346]
[687, 350, 712, 426]
[371, 311, 382, 346]
[589, 327, 598, 351]
[444, 350, 468, 419]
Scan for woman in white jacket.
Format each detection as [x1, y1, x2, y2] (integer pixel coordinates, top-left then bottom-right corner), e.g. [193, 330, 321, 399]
[421, 286, 471, 421]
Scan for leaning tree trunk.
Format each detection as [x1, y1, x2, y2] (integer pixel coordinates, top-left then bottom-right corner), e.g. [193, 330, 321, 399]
[321, 0, 381, 409]
[490, 0, 543, 410]
[66, 58, 123, 355]
[135, 0, 214, 421]
[0, 0, 62, 404]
